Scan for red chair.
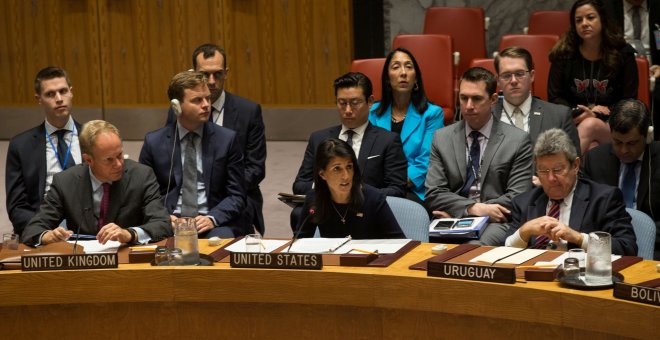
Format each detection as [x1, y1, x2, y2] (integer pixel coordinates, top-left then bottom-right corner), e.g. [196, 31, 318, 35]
[424, 7, 486, 78]
[498, 34, 559, 101]
[350, 58, 386, 101]
[527, 11, 570, 37]
[392, 34, 455, 124]
[469, 58, 500, 93]
[636, 57, 651, 109]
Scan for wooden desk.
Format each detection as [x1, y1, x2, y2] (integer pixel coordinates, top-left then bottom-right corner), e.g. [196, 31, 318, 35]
[0, 243, 657, 339]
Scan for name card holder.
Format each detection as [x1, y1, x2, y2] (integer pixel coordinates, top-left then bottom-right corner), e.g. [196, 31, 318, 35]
[230, 252, 322, 270]
[427, 261, 516, 284]
[21, 253, 119, 271]
[613, 278, 660, 307]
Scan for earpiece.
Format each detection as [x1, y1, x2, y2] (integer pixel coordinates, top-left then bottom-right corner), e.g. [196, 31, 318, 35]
[647, 126, 654, 144]
[171, 99, 182, 117]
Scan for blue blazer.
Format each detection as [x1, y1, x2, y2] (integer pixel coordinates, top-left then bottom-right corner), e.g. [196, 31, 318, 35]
[369, 102, 444, 200]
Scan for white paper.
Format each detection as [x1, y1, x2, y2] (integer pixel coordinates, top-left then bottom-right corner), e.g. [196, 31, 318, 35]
[225, 239, 289, 253]
[333, 239, 412, 254]
[469, 247, 545, 265]
[287, 237, 351, 253]
[536, 253, 622, 266]
[68, 240, 121, 253]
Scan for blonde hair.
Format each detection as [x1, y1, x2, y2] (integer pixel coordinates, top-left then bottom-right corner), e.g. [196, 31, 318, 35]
[167, 71, 208, 101]
[79, 120, 121, 156]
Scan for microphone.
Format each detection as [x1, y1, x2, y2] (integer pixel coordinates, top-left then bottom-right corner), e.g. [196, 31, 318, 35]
[286, 209, 315, 253]
[72, 218, 84, 255]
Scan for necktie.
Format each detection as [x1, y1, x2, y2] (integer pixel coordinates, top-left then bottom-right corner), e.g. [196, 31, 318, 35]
[181, 132, 199, 217]
[512, 107, 524, 130]
[633, 5, 642, 40]
[98, 183, 110, 231]
[460, 131, 481, 197]
[345, 129, 355, 147]
[533, 199, 562, 249]
[55, 129, 75, 169]
[621, 161, 638, 208]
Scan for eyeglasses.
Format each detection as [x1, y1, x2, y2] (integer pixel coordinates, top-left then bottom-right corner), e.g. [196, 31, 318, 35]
[536, 166, 570, 178]
[499, 70, 529, 82]
[337, 99, 365, 109]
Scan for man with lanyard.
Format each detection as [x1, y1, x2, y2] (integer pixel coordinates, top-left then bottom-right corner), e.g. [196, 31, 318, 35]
[6, 66, 82, 236]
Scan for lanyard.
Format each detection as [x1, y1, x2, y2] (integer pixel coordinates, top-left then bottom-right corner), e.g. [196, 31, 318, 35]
[45, 124, 76, 170]
[212, 105, 225, 124]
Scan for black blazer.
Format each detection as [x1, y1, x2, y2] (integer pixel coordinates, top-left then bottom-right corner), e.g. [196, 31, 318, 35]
[139, 122, 248, 235]
[292, 123, 407, 197]
[5, 121, 81, 235]
[166, 91, 266, 234]
[508, 178, 638, 256]
[21, 160, 172, 246]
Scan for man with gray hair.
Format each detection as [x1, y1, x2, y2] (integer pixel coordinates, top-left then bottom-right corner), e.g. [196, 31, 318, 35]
[504, 128, 637, 255]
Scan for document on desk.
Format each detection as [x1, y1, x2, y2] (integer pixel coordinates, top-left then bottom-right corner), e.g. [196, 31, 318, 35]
[225, 239, 289, 253]
[333, 239, 412, 254]
[470, 247, 546, 265]
[67, 240, 121, 254]
[535, 253, 622, 266]
[287, 237, 352, 254]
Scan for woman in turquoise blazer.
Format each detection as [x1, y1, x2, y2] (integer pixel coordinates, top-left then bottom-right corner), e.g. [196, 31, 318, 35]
[369, 48, 444, 206]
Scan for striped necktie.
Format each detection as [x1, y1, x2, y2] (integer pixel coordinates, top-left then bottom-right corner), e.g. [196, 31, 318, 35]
[532, 199, 562, 249]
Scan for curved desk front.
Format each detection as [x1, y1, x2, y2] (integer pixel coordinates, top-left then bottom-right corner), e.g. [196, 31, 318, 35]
[0, 243, 657, 339]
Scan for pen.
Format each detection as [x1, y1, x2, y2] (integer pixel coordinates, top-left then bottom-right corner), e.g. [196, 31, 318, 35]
[350, 248, 378, 255]
[130, 246, 157, 251]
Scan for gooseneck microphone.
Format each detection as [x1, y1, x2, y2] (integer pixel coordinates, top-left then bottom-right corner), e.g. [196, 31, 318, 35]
[286, 209, 315, 253]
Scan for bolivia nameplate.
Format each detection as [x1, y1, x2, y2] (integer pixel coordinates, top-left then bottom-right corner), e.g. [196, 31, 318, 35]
[613, 282, 660, 307]
[21, 253, 119, 271]
[230, 252, 322, 270]
[427, 261, 516, 284]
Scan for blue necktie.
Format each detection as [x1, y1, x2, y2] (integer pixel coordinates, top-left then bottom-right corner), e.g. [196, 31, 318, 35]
[621, 161, 638, 208]
[460, 131, 481, 197]
[55, 129, 75, 169]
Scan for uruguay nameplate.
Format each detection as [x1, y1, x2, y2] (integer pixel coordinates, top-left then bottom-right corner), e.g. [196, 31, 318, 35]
[613, 282, 660, 307]
[427, 261, 516, 284]
[230, 252, 322, 270]
[21, 253, 119, 271]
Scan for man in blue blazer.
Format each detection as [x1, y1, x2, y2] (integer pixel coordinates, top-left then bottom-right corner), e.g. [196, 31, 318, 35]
[6, 67, 83, 236]
[165, 44, 266, 235]
[141, 71, 247, 237]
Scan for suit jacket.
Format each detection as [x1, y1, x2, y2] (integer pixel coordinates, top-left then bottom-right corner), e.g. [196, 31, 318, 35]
[507, 178, 638, 256]
[5, 121, 81, 236]
[292, 123, 407, 197]
[166, 91, 266, 234]
[605, 0, 660, 65]
[369, 102, 445, 200]
[425, 117, 533, 218]
[493, 97, 581, 156]
[139, 122, 248, 235]
[21, 160, 172, 246]
[583, 141, 660, 259]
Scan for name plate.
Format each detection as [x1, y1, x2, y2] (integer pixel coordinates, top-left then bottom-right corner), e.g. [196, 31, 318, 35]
[230, 252, 322, 270]
[427, 261, 516, 284]
[21, 253, 119, 271]
[613, 282, 660, 307]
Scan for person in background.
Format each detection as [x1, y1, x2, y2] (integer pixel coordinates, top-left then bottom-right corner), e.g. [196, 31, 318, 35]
[369, 48, 444, 209]
[297, 138, 405, 239]
[548, 0, 638, 154]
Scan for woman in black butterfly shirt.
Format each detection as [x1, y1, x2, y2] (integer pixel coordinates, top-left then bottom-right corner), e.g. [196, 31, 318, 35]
[548, 0, 638, 155]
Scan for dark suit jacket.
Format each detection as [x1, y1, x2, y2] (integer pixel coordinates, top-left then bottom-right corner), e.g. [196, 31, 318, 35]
[139, 122, 248, 235]
[508, 178, 638, 256]
[605, 0, 660, 64]
[292, 123, 407, 197]
[5, 121, 81, 236]
[166, 91, 266, 234]
[494, 97, 581, 156]
[298, 184, 405, 239]
[425, 117, 533, 217]
[21, 160, 172, 246]
[583, 141, 660, 258]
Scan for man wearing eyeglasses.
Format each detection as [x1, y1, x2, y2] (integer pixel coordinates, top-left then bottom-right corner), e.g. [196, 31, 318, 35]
[165, 43, 266, 235]
[505, 128, 637, 256]
[290, 72, 407, 231]
[494, 46, 581, 156]
[6, 66, 83, 237]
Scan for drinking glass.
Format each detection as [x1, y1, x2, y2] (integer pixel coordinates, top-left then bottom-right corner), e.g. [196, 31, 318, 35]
[567, 248, 586, 268]
[174, 217, 200, 265]
[245, 234, 262, 253]
[3, 233, 18, 250]
[586, 232, 612, 285]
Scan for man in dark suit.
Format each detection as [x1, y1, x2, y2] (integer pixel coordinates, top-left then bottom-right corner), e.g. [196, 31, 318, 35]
[426, 67, 533, 245]
[505, 128, 637, 256]
[6, 66, 83, 236]
[583, 99, 659, 258]
[165, 44, 266, 235]
[21, 120, 172, 246]
[493, 46, 581, 155]
[291, 72, 407, 230]
[141, 71, 246, 238]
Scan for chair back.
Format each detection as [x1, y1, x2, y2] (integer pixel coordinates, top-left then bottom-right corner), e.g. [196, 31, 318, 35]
[636, 57, 651, 109]
[527, 11, 570, 36]
[386, 196, 430, 242]
[626, 208, 656, 259]
[350, 58, 387, 102]
[469, 58, 500, 93]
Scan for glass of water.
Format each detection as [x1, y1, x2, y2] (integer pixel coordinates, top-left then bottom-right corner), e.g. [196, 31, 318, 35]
[586, 231, 612, 285]
[174, 217, 200, 265]
[245, 234, 262, 253]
